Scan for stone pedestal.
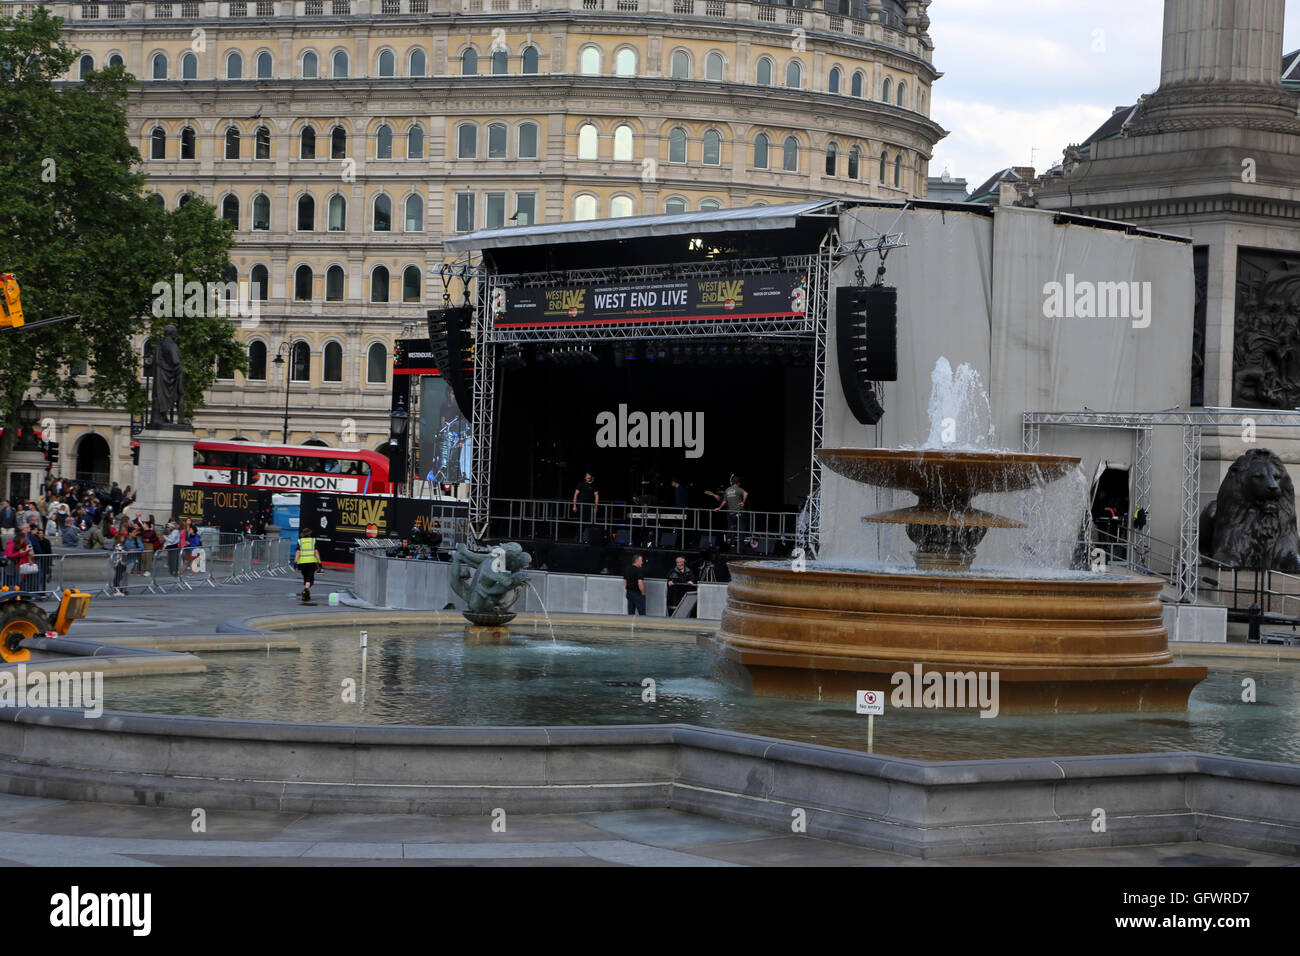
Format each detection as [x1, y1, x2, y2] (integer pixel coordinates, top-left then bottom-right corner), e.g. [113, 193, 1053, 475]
[134, 428, 196, 521]
[3, 447, 46, 505]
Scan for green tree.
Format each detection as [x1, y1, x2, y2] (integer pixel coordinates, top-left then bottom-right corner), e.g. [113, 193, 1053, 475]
[0, 6, 245, 462]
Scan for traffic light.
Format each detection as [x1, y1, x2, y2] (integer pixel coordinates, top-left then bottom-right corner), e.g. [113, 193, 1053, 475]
[131, 443, 140, 466]
[45, 441, 59, 465]
[1, 273, 23, 329]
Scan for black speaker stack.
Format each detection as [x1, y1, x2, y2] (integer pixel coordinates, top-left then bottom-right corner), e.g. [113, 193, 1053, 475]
[835, 285, 898, 426]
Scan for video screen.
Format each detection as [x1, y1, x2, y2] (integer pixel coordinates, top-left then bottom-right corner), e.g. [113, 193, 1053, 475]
[418, 376, 471, 488]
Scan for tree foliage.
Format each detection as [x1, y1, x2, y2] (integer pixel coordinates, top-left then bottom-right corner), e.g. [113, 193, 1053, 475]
[0, 6, 244, 458]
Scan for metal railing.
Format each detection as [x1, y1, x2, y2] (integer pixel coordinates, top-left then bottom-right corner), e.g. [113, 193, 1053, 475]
[487, 497, 799, 554]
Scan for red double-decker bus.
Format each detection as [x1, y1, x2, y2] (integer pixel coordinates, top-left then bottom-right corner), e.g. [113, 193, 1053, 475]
[192, 440, 393, 495]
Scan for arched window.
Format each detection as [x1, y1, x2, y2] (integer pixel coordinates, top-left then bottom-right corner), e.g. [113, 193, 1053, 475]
[377, 50, 395, 77]
[326, 266, 345, 301]
[756, 56, 772, 85]
[328, 194, 346, 231]
[252, 194, 270, 230]
[221, 194, 239, 227]
[573, 194, 597, 221]
[522, 46, 538, 74]
[409, 49, 426, 76]
[248, 341, 267, 380]
[224, 126, 240, 160]
[894, 153, 903, 187]
[702, 129, 721, 166]
[577, 123, 598, 160]
[226, 51, 243, 79]
[376, 124, 393, 159]
[785, 60, 802, 89]
[851, 70, 863, 97]
[670, 49, 689, 79]
[614, 48, 636, 76]
[180, 126, 196, 159]
[668, 127, 686, 164]
[79, 54, 93, 78]
[108, 53, 123, 68]
[323, 342, 343, 382]
[705, 52, 724, 81]
[882, 76, 892, 102]
[256, 51, 272, 79]
[332, 50, 349, 78]
[150, 127, 166, 160]
[402, 266, 422, 303]
[879, 150, 888, 184]
[294, 265, 313, 301]
[302, 51, 318, 78]
[461, 49, 478, 75]
[402, 123, 421, 159]
[373, 195, 392, 231]
[366, 343, 388, 384]
[610, 195, 634, 218]
[754, 132, 769, 169]
[518, 122, 538, 158]
[782, 136, 799, 172]
[825, 143, 837, 177]
[488, 123, 507, 158]
[829, 66, 841, 93]
[665, 197, 687, 215]
[847, 145, 860, 180]
[579, 47, 601, 75]
[492, 50, 508, 74]
[896, 81, 906, 107]
[331, 125, 347, 159]
[613, 124, 633, 162]
[178, 52, 196, 80]
[457, 123, 476, 158]
[290, 341, 311, 382]
[251, 264, 269, 300]
[297, 194, 315, 230]
[405, 195, 423, 231]
[178, 193, 193, 208]
[300, 125, 316, 159]
[152, 52, 168, 79]
[255, 125, 270, 159]
[151, 193, 165, 209]
[699, 199, 721, 211]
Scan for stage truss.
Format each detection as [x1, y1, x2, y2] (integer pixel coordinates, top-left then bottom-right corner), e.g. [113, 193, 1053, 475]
[1024, 408, 1300, 604]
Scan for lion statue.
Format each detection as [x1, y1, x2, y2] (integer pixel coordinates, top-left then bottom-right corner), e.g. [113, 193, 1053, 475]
[1199, 448, 1300, 572]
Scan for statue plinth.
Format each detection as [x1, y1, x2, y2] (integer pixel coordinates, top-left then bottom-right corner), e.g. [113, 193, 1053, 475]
[134, 426, 196, 520]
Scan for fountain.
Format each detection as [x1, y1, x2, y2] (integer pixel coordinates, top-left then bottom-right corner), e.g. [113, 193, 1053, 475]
[448, 542, 532, 643]
[705, 359, 1208, 714]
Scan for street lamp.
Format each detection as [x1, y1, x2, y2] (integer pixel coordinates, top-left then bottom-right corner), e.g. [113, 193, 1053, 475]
[271, 343, 293, 444]
[388, 398, 409, 498]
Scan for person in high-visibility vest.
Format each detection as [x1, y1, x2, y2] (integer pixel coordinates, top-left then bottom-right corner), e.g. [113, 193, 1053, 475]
[293, 528, 320, 602]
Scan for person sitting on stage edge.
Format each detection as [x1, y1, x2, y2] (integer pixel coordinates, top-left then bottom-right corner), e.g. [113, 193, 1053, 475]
[667, 555, 696, 616]
[624, 553, 646, 616]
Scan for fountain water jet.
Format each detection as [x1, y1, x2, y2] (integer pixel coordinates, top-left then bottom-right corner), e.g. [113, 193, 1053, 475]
[704, 359, 1207, 714]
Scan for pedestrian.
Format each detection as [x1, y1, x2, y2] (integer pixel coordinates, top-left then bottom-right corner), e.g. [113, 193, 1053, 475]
[293, 527, 321, 603]
[624, 553, 647, 616]
[140, 520, 159, 577]
[29, 526, 52, 593]
[110, 539, 128, 596]
[666, 555, 697, 616]
[124, 526, 144, 574]
[184, 520, 203, 574]
[164, 520, 181, 576]
[4, 531, 35, 591]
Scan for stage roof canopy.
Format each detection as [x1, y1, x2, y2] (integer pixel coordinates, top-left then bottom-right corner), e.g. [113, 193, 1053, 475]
[444, 199, 842, 252]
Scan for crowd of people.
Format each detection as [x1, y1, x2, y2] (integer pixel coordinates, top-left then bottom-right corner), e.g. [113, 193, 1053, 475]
[0, 475, 204, 595]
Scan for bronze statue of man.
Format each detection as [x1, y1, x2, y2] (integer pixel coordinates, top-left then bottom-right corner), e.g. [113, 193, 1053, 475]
[150, 324, 185, 426]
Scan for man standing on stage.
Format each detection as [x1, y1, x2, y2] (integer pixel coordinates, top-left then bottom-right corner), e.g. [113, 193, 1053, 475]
[714, 475, 749, 551]
[624, 553, 646, 615]
[572, 471, 600, 541]
[666, 555, 696, 616]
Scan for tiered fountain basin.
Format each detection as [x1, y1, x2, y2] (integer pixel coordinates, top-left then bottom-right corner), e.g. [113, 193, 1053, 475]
[706, 448, 1208, 713]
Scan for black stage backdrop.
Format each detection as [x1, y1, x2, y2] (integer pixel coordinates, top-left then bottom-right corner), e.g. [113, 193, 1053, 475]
[492, 355, 813, 511]
[299, 492, 469, 564]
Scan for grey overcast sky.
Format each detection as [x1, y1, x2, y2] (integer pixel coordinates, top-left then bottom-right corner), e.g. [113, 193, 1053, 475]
[928, 0, 1300, 189]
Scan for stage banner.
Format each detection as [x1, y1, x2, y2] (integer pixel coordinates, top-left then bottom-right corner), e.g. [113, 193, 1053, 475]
[172, 485, 271, 533]
[394, 338, 439, 376]
[496, 272, 808, 328]
[298, 493, 470, 564]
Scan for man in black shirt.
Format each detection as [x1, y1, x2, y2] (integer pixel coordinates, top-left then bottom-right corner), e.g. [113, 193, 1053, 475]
[573, 471, 600, 543]
[666, 555, 696, 616]
[624, 553, 646, 615]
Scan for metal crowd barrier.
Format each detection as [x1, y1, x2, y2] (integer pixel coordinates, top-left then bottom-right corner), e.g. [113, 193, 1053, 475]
[2, 552, 62, 600]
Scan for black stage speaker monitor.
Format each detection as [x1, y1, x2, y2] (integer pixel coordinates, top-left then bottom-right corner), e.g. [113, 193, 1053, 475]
[836, 285, 897, 425]
[427, 306, 475, 419]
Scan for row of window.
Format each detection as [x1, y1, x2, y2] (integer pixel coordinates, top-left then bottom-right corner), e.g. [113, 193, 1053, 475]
[83, 47, 919, 107]
[238, 340, 389, 384]
[148, 121, 910, 177]
[219, 193, 428, 233]
[229, 263, 426, 303]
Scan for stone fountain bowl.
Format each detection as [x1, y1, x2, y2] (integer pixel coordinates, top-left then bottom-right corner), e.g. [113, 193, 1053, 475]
[816, 448, 1081, 496]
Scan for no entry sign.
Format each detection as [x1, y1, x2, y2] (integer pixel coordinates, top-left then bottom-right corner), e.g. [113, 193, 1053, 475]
[856, 690, 884, 715]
